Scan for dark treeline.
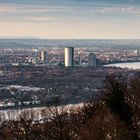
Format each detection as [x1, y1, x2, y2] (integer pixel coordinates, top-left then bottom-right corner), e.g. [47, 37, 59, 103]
[0, 74, 140, 140]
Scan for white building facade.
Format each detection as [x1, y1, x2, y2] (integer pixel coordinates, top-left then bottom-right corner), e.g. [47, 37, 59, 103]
[65, 47, 74, 67]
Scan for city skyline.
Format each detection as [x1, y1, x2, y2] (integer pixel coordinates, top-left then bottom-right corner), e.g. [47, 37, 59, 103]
[0, 0, 140, 39]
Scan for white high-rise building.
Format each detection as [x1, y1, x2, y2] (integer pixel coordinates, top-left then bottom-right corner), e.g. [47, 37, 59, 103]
[88, 53, 96, 67]
[41, 50, 47, 62]
[65, 47, 74, 67]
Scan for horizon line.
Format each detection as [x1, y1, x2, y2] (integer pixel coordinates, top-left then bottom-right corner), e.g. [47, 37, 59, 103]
[0, 36, 140, 40]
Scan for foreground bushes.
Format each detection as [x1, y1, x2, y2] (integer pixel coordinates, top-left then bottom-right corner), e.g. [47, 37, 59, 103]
[0, 75, 140, 140]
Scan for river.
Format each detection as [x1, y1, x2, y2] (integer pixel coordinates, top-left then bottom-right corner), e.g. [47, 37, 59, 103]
[105, 62, 140, 70]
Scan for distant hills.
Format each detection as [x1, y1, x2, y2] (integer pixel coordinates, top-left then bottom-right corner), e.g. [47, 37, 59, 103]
[0, 39, 140, 49]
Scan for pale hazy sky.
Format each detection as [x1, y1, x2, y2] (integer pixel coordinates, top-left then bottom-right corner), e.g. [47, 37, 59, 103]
[0, 0, 140, 39]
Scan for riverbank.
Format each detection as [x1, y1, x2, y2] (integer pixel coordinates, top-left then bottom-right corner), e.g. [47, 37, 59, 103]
[105, 62, 140, 70]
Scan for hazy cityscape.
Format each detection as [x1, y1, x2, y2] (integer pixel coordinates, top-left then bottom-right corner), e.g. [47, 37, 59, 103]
[0, 39, 139, 109]
[0, 0, 140, 139]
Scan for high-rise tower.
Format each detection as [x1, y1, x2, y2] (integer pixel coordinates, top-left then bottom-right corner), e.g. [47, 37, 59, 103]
[41, 50, 47, 62]
[64, 47, 74, 67]
[88, 53, 96, 68]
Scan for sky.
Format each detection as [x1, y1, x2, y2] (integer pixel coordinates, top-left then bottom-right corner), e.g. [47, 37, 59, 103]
[0, 0, 140, 39]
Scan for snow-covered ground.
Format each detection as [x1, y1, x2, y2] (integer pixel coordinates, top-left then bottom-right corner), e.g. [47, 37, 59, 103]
[0, 103, 83, 121]
[0, 85, 44, 92]
[105, 62, 140, 70]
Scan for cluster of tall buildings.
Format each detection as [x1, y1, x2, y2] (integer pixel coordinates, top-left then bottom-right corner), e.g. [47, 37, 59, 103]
[64, 47, 96, 68]
[28, 47, 96, 68]
[28, 50, 47, 65]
